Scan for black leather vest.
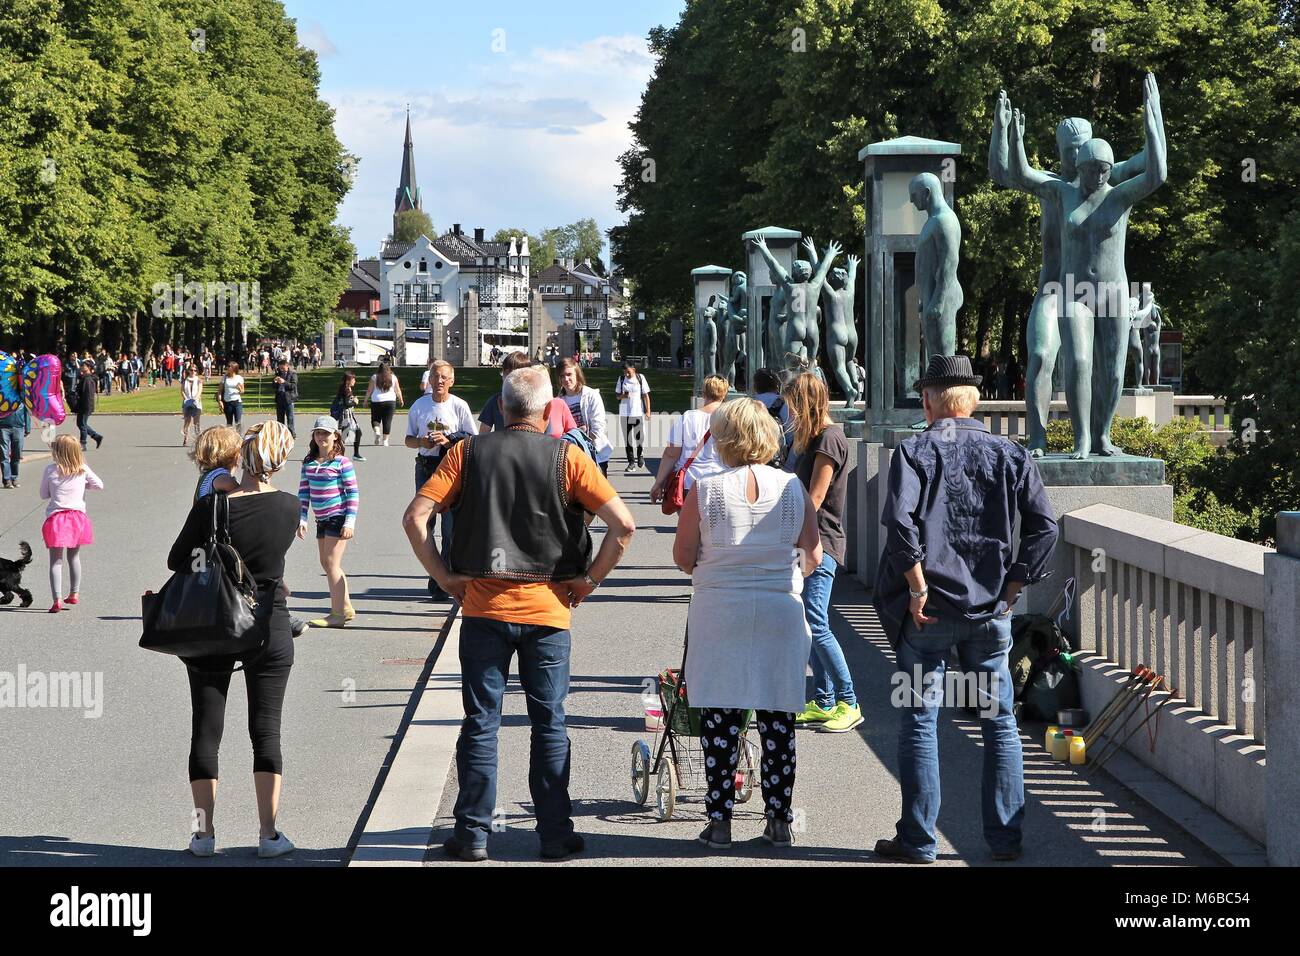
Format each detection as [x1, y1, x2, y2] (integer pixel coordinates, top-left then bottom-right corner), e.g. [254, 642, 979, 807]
[448, 429, 593, 581]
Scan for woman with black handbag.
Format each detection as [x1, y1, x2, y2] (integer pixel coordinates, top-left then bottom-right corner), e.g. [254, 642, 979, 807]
[165, 420, 300, 859]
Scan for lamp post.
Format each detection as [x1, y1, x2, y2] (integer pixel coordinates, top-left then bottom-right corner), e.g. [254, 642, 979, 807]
[858, 135, 961, 439]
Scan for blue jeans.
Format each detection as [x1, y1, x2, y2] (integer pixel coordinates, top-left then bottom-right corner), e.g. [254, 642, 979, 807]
[804, 552, 855, 708]
[276, 401, 295, 438]
[893, 613, 1023, 861]
[454, 617, 573, 847]
[76, 411, 102, 449]
[0, 423, 23, 481]
[415, 455, 454, 591]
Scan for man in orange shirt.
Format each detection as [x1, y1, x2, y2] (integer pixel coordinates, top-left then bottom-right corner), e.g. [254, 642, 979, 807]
[402, 365, 636, 862]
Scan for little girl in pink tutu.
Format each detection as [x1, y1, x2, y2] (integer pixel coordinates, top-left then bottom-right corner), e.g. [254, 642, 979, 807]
[40, 434, 103, 612]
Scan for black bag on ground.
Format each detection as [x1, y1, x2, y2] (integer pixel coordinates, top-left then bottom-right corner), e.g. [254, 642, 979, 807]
[1009, 613, 1080, 720]
[140, 493, 262, 659]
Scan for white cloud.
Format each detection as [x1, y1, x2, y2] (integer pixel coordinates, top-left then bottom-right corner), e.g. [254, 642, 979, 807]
[299, 21, 338, 59]
[522, 35, 654, 79]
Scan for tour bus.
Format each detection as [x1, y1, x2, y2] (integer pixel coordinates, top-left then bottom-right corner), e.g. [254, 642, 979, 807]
[336, 326, 430, 366]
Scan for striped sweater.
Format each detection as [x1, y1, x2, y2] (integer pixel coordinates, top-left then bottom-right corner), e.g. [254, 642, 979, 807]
[298, 456, 359, 528]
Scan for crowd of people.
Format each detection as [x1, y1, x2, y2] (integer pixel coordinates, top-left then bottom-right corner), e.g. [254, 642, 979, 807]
[2, 341, 1062, 866]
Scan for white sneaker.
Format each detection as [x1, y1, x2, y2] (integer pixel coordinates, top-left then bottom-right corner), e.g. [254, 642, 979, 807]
[258, 831, 295, 859]
[374, 434, 381, 445]
[188, 833, 216, 857]
[383, 437, 389, 447]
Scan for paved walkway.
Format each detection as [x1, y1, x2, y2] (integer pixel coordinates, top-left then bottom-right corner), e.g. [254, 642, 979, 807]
[403, 459, 1224, 867]
[0, 415, 1227, 867]
[0, 414, 451, 866]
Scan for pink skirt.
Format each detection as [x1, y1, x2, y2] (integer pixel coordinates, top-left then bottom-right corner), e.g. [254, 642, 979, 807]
[43, 510, 94, 548]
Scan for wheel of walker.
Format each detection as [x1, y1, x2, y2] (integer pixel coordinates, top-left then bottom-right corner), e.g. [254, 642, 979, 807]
[656, 756, 677, 821]
[631, 740, 652, 806]
[736, 737, 759, 803]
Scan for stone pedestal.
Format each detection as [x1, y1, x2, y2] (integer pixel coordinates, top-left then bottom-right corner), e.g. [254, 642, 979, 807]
[829, 407, 866, 439]
[600, 319, 614, 366]
[558, 323, 577, 364]
[1118, 388, 1157, 424]
[1266, 511, 1300, 865]
[670, 319, 683, 367]
[393, 319, 407, 367]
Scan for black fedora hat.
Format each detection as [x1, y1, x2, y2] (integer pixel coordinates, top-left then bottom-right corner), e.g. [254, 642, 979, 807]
[913, 354, 982, 391]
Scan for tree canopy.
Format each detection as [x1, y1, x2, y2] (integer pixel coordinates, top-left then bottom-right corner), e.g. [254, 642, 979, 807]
[0, 0, 354, 355]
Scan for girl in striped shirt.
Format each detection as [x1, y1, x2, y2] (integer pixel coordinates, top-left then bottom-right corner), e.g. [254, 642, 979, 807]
[297, 415, 359, 628]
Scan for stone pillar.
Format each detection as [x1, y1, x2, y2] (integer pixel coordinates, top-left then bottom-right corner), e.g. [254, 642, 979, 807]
[600, 318, 614, 366]
[558, 322, 577, 364]
[431, 316, 445, 363]
[691, 266, 731, 396]
[1266, 511, 1300, 866]
[393, 319, 407, 367]
[323, 320, 336, 367]
[670, 318, 683, 367]
[527, 291, 549, 363]
[463, 290, 480, 368]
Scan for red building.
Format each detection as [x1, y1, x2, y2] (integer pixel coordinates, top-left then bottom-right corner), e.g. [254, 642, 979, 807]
[337, 259, 381, 323]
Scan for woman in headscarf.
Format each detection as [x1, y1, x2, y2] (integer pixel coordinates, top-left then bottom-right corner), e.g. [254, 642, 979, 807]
[166, 420, 302, 860]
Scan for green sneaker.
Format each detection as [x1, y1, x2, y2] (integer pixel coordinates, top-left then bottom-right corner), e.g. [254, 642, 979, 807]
[794, 700, 834, 726]
[820, 701, 864, 733]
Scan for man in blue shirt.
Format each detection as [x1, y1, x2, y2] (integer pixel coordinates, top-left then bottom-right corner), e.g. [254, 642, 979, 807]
[873, 354, 1058, 864]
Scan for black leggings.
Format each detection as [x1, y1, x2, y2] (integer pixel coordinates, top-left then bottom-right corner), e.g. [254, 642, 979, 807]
[624, 416, 644, 465]
[186, 620, 294, 780]
[371, 401, 396, 436]
[700, 708, 796, 822]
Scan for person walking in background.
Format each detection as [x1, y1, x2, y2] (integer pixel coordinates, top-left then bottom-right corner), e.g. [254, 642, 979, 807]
[330, 372, 365, 461]
[480, 352, 576, 438]
[273, 358, 298, 438]
[40, 435, 102, 613]
[75, 360, 103, 451]
[297, 416, 359, 629]
[556, 357, 612, 475]
[672, 398, 821, 849]
[401, 365, 636, 861]
[0, 400, 30, 489]
[169, 420, 300, 860]
[873, 355, 1059, 864]
[181, 362, 204, 447]
[405, 360, 475, 601]
[650, 374, 726, 507]
[364, 361, 403, 447]
[615, 360, 651, 473]
[219, 361, 245, 427]
[783, 372, 861, 733]
[146, 353, 158, 388]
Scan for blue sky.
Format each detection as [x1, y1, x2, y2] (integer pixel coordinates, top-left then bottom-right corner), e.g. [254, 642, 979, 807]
[280, 0, 686, 264]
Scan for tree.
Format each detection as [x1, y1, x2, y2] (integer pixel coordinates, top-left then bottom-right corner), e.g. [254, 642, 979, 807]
[393, 208, 435, 244]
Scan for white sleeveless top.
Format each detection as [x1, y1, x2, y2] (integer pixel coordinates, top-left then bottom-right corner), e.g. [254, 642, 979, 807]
[685, 465, 811, 713]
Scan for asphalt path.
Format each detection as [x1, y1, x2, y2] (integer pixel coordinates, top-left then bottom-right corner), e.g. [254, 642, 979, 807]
[0, 413, 451, 866]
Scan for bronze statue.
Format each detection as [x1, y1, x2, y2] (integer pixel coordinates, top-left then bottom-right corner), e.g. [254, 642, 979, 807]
[700, 297, 720, 378]
[1010, 73, 1167, 458]
[721, 271, 748, 387]
[753, 235, 839, 364]
[910, 172, 961, 359]
[990, 90, 1146, 457]
[805, 237, 862, 405]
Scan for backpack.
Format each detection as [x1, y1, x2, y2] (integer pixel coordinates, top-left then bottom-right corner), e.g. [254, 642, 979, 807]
[560, 426, 598, 462]
[1009, 613, 1081, 721]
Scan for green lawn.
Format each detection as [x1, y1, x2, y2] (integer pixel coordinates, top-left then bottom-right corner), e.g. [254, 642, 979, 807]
[95, 365, 697, 416]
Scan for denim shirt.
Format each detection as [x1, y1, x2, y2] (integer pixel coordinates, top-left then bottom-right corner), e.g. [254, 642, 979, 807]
[872, 417, 1059, 647]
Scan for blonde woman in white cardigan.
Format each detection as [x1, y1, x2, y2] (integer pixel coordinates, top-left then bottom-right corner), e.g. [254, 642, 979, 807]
[557, 358, 612, 475]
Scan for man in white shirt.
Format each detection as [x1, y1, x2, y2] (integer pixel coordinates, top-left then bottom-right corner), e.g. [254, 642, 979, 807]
[406, 360, 477, 600]
[615, 361, 651, 473]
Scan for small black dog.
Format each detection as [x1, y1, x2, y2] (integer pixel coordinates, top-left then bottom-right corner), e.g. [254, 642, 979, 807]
[0, 540, 34, 608]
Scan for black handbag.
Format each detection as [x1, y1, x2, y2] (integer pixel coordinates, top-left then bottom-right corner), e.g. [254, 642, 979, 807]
[140, 493, 264, 664]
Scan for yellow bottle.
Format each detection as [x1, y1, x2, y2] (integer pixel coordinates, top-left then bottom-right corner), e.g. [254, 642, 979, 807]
[1070, 735, 1087, 765]
[1044, 725, 1059, 751]
[1051, 733, 1069, 761]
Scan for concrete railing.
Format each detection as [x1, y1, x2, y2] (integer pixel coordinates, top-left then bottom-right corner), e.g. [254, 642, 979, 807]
[1173, 395, 1230, 431]
[1063, 504, 1268, 743]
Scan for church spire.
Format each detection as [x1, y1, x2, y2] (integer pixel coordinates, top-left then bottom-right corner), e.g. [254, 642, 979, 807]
[393, 106, 421, 235]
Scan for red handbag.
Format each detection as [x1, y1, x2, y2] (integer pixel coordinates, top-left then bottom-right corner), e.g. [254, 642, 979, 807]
[661, 430, 711, 515]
